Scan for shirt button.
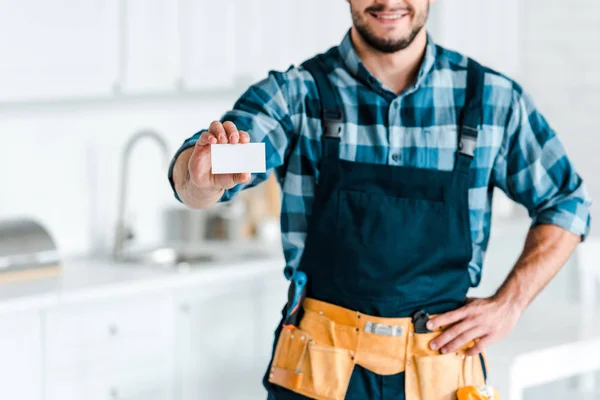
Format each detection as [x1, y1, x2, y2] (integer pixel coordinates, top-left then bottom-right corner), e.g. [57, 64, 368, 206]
[392, 153, 400, 162]
[393, 102, 399, 109]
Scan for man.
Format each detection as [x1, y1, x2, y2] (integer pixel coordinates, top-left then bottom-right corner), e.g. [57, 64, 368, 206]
[169, 0, 592, 399]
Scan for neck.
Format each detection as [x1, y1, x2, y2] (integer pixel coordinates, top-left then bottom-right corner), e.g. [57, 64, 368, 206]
[350, 27, 428, 95]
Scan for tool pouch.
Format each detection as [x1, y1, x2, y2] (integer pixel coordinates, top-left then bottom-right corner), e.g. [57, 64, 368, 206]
[269, 326, 355, 400]
[405, 330, 488, 400]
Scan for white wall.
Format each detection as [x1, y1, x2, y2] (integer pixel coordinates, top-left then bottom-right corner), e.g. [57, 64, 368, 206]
[520, 0, 600, 228]
[0, 95, 238, 258]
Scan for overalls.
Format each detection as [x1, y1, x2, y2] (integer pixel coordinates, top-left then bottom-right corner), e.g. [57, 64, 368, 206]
[264, 53, 488, 400]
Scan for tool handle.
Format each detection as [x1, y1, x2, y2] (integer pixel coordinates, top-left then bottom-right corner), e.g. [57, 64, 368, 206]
[284, 271, 307, 326]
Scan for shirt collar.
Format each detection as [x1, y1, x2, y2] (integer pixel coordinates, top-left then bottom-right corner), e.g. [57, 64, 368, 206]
[337, 30, 437, 95]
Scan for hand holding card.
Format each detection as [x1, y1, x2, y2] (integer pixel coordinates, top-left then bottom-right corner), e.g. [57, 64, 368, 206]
[188, 121, 256, 192]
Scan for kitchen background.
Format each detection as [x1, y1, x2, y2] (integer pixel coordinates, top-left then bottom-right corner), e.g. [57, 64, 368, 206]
[0, 0, 598, 400]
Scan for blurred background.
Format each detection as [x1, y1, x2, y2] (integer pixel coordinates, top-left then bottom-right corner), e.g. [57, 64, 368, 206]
[0, 0, 598, 399]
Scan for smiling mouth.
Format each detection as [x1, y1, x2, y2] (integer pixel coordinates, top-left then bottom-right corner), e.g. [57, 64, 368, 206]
[369, 11, 410, 22]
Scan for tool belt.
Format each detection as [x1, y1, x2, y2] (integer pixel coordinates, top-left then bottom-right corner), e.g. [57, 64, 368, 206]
[268, 298, 488, 400]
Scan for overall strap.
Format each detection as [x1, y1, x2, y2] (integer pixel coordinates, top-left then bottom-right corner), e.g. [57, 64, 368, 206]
[455, 58, 485, 173]
[301, 55, 344, 161]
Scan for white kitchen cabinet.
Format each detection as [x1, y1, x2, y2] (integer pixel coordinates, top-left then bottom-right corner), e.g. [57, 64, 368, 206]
[44, 294, 175, 399]
[179, 0, 236, 91]
[120, 0, 180, 94]
[46, 361, 174, 400]
[175, 276, 279, 400]
[45, 294, 174, 371]
[259, 0, 294, 74]
[234, 0, 266, 82]
[0, 313, 42, 400]
[0, 0, 120, 102]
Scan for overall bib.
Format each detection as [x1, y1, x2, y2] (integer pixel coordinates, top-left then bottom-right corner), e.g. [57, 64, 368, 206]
[265, 54, 488, 400]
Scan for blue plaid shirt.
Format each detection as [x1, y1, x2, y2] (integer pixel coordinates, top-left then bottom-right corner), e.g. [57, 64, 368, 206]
[169, 32, 592, 286]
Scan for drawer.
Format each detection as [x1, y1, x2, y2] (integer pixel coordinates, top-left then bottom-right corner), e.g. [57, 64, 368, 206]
[0, 313, 42, 400]
[46, 357, 174, 400]
[46, 295, 174, 369]
[47, 333, 174, 371]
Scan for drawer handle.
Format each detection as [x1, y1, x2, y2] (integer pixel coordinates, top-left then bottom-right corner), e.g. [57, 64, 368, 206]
[108, 324, 119, 336]
[110, 387, 119, 399]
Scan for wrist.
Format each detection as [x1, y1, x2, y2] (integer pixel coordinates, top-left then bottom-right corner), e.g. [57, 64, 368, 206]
[493, 286, 528, 314]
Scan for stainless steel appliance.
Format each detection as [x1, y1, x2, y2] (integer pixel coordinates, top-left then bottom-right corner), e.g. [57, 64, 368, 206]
[0, 218, 60, 273]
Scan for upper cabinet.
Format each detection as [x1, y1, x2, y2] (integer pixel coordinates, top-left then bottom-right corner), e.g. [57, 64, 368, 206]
[179, 0, 236, 91]
[119, 0, 180, 94]
[0, 0, 120, 102]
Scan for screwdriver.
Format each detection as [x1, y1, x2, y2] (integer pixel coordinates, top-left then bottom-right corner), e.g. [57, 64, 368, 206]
[283, 271, 307, 328]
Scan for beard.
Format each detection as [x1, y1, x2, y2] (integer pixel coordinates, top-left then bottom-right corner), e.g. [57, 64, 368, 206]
[351, 3, 429, 53]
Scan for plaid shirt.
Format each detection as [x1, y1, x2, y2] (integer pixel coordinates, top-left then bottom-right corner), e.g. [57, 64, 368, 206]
[169, 32, 592, 286]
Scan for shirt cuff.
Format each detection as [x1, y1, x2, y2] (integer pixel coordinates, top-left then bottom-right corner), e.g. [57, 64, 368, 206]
[168, 135, 202, 203]
[531, 207, 591, 241]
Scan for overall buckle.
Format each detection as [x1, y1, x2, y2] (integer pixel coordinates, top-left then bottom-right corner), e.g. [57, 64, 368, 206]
[459, 125, 478, 157]
[323, 109, 343, 138]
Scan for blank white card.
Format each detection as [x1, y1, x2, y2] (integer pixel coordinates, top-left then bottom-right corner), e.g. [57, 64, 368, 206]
[211, 143, 266, 174]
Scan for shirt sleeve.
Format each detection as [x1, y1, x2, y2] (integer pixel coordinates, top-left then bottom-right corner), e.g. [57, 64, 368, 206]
[167, 68, 300, 203]
[492, 88, 592, 240]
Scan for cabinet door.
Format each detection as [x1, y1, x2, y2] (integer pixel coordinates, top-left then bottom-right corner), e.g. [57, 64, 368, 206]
[121, 0, 180, 94]
[175, 281, 265, 400]
[234, 0, 266, 82]
[179, 0, 236, 90]
[0, 313, 42, 400]
[45, 294, 175, 371]
[46, 361, 174, 400]
[0, 0, 119, 102]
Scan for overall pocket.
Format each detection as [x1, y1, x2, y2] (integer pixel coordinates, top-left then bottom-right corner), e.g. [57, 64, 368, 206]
[335, 189, 448, 299]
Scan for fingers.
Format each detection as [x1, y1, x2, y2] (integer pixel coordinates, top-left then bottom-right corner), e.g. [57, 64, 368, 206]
[465, 336, 491, 356]
[429, 318, 477, 352]
[426, 306, 468, 331]
[223, 121, 240, 144]
[437, 326, 485, 354]
[239, 130, 251, 144]
[208, 120, 228, 144]
[201, 121, 250, 146]
[198, 130, 218, 145]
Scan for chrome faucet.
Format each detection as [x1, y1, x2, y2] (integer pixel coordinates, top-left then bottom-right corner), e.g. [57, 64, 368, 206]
[113, 129, 171, 261]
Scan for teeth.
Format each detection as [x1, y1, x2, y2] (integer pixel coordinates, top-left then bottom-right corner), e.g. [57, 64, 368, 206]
[374, 13, 403, 20]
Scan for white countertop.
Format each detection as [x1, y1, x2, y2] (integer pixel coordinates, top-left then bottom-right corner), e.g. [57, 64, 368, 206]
[0, 243, 286, 315]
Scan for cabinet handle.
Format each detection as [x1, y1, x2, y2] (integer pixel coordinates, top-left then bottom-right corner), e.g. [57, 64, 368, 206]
[108, 324, 119, 336]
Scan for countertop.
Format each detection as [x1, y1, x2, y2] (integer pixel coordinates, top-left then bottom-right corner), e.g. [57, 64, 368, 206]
[0, 241, 286, 316]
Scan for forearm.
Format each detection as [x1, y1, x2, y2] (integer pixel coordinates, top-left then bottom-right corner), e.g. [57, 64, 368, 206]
[172, 147, 223, 209]
[494, 223, 581, 311]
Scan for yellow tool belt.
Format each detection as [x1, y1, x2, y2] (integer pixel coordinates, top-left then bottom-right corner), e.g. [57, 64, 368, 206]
[269, 298, 488, 400]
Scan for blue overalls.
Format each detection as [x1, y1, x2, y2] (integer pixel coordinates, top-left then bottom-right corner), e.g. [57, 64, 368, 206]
[265, 53, 486, 400]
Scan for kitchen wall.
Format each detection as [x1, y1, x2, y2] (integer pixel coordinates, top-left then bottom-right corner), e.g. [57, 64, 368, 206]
[521, 0, 600, 223]
[0, 95, 238, 257]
